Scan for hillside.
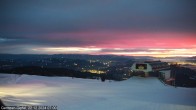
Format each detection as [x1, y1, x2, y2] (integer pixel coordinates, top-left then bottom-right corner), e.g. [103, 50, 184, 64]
[0, 74, 196, 110]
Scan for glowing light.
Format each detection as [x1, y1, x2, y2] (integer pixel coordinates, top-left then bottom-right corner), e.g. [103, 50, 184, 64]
[105, 48, 196, 57]
[113, 48, 124, 50]
[32, 47, 102, 54]
[82, 69, 106, 74]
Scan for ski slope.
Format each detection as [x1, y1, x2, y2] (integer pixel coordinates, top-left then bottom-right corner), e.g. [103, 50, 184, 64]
[0, 73, 196, 110]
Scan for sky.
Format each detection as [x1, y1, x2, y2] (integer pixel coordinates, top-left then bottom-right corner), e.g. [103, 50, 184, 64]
[0, 0, 196, 57]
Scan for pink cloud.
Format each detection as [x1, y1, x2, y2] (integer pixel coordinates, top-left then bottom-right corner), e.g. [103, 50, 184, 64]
[29, 31, 196, 57]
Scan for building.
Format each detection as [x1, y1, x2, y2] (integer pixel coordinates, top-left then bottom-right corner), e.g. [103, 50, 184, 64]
[131, 61, 170, 77]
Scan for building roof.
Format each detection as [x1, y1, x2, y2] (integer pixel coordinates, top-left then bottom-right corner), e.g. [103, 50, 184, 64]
[144, 61, 168, 67]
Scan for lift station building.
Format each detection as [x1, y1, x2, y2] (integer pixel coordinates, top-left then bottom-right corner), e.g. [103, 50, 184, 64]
[131, 61, 170, 77]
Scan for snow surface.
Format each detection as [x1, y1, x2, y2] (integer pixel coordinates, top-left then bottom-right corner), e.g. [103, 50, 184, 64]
[0, 73, 196, 110]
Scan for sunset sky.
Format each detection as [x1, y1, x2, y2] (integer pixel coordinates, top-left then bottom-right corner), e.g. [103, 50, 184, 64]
[0, 0, 196, 57]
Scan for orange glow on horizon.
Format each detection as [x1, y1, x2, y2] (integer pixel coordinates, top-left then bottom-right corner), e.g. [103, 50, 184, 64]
[32, 47, 196, 57]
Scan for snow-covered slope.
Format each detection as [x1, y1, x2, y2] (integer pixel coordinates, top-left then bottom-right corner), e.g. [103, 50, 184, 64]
[0, 74, 196, 110]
